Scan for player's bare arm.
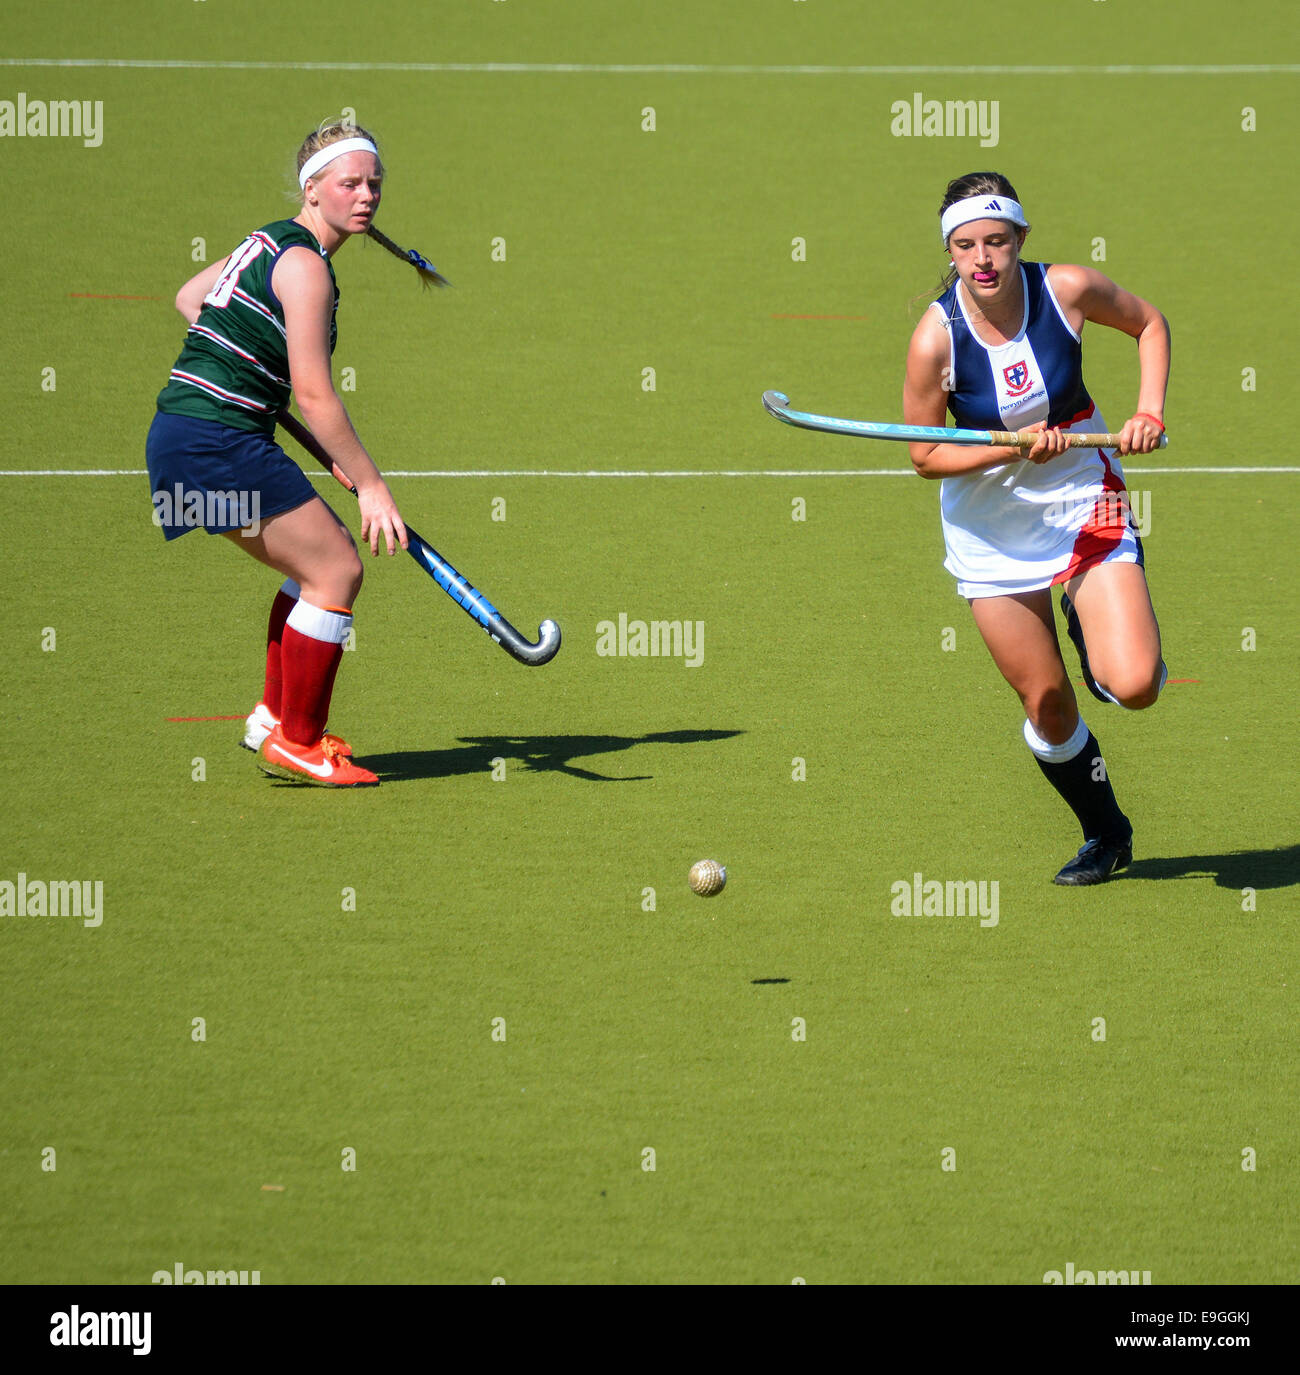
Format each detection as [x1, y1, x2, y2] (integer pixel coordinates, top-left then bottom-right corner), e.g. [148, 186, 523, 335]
[277, 246, 408, 555]
[173, 257, 230, 324]
[1048, 263, 1171, 454]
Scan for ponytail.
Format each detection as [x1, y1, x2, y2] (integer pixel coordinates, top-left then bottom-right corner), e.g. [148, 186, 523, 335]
[366, 223, 451, 289]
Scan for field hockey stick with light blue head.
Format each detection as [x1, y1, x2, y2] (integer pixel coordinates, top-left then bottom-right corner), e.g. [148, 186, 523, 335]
[762, 391, 1167, 449]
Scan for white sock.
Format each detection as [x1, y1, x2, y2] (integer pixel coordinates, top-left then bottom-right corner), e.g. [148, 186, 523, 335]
[1023, 714, 1090, 763]
[286, 598, 352, 645]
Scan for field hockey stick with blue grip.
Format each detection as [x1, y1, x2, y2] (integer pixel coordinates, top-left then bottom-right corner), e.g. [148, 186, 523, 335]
[762, 390, 1168, 449]
[278, 411, 561, 666]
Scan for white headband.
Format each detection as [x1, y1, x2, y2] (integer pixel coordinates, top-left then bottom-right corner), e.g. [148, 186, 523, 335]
[298, 137, 379, 188]
[941, 193, 1029, 245]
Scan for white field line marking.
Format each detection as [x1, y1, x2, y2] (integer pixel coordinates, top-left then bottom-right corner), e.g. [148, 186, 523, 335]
[373, 467, 1300, 477]
[3, 468, 1298, 478]
[2, 59, 1298, 75]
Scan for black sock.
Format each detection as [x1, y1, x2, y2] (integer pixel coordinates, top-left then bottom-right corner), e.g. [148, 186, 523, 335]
[1034, 730, 1131, 843]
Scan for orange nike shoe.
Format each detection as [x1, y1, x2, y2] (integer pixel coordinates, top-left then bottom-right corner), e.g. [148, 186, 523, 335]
[242, 704, 352, 756]
[258, 725, 378, 787]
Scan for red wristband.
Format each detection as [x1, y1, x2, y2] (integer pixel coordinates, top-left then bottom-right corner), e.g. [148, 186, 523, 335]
[1133, 411, 1165, 432]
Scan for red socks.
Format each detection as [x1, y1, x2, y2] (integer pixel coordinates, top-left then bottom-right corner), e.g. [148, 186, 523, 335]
[262, 579, 300, 718]
[279, 599, 354, 745]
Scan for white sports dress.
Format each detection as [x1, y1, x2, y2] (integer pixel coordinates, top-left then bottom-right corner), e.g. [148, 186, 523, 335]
[932, 261, 1141, 598]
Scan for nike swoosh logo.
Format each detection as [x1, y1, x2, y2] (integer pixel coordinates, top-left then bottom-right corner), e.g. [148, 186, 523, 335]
[269, 742, 334, 778]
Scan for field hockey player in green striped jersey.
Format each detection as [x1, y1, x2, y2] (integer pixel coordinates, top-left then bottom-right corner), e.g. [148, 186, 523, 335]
[147, 120, 445, 787]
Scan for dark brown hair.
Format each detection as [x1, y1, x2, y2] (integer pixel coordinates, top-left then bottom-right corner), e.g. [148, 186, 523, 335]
[933, 171, 1023, 295]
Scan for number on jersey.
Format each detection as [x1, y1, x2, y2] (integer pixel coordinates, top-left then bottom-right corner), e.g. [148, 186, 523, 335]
[203, 236, 265, 309]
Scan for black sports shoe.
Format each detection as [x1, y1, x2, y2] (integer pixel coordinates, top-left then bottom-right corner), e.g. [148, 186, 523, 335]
[1060, 591, 1110, 704]
[1053, 833, 1133, 886]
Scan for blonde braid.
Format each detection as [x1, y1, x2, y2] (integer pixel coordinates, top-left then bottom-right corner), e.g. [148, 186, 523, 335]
[365, 223, 451, 289]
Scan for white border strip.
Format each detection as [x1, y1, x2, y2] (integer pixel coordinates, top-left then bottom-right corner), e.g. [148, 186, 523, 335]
[2, 59, 1296, 75]
[4, 467, 1298, 478]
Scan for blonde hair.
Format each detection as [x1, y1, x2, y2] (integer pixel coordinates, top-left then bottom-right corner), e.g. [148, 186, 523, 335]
[294, 119, 449, 288]
[295, 118, 386, 184]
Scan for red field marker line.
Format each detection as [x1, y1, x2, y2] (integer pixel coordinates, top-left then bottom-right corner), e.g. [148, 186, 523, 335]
[68, 292, 164, 301]
[771, 313, 871, 320]
[166, 715, 246, 722]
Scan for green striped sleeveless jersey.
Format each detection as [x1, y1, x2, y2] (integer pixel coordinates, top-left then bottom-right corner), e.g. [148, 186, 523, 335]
[156, 219, 338, 434]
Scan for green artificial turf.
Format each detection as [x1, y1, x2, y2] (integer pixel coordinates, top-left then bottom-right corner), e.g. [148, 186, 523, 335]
[1, 0, 1296, 1285]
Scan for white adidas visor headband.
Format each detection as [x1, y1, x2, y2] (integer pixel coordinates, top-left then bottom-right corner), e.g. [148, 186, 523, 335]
[941, 194, 1030, 245]
[298, 137, 379, 188]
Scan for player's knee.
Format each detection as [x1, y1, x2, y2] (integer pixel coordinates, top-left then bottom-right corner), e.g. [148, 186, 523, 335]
[1024, 685, 1075, 739]
[1098, 662, 1163, 710]
[341, 550, 364, 603]
[313, 548, 363, 609]
[1108, 677, 1160, 710]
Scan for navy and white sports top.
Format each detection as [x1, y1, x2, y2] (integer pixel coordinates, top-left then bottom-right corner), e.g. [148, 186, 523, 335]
[927, 262, 1132, 595]
[936, 260, 1093, 432]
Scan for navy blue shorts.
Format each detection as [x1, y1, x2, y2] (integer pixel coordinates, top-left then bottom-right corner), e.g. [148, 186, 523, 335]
[145, 411, 316, 540]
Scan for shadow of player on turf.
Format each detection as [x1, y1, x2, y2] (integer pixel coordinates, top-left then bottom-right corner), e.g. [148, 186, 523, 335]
[1121, 842, 1300, 890]
[361, 728, 743, 783]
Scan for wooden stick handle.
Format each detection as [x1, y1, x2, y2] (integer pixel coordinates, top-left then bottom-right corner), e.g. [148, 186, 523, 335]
[988, 430, 1168, 450]
[276, 410, 359, 493]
